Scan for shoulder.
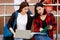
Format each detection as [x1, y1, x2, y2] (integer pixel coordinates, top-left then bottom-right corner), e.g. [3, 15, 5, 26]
[10, 10, 18, 19]
[47, 13, 54, 17]
[49, 13, 54, 16]
[47, 13, 55, 19]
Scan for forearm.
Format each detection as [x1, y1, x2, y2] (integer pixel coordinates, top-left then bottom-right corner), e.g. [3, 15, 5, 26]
[9, 27, 15, 34]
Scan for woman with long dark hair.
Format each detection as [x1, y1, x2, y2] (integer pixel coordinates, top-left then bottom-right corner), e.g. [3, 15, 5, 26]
[3, 2, 33, 40]
[32, 3, 57, 40]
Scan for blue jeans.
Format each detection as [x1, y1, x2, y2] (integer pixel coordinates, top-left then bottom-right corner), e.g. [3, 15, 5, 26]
[34, 34, 52, 40]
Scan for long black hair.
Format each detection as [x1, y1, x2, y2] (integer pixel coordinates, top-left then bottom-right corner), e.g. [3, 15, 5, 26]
[34, 3, 47, 18]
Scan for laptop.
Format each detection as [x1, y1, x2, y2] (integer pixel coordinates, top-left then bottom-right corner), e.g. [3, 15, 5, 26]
[15, 30, 33, 39]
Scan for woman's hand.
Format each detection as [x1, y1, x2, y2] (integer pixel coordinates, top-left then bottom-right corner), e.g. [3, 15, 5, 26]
[9, 27, 15, 37]
[40, 28, 44, 31]
[13, 33, 15, 37]
[48, 25, 52, 30]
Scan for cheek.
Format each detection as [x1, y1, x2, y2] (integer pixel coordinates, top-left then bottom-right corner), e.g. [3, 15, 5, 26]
[23, 10, 28, 12]
[38, 10, 41, 13]
[22, 9, 25, 12]
[41, 9, 44, 13]
[38, 10, 42, 13]
[37, 10, 43, 15]
[25, 10, 28, 12]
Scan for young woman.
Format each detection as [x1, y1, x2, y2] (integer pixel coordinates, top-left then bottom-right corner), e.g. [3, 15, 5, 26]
[3, 2, 33, 40]
[32, 3, 57, 40]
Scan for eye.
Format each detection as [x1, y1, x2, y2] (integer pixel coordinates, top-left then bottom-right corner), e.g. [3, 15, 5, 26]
[37, 9, 41, 11]
[38, 9, 41, 10]
[24, 8, 29, 10]
[24, 9, 27, 10]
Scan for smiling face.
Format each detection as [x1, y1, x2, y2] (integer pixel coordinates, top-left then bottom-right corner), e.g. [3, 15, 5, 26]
[36, 6, 44, 15]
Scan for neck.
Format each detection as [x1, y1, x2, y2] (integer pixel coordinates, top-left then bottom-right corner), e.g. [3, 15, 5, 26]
[40, 14, 43, 16]
[40, 13, 43, 16]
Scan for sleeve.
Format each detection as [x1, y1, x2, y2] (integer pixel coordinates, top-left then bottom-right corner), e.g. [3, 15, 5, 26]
[50, 14, 57, 31]
[32, 19, 40, 32]
[8, 12, 16, 29]
[28, 16, 33, 30]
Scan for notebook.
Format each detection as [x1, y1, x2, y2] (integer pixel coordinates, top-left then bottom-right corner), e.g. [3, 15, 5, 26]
[15, 30, 33, 39]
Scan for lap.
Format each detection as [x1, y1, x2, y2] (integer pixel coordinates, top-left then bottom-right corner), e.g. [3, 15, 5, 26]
[34, 34, 52, 40]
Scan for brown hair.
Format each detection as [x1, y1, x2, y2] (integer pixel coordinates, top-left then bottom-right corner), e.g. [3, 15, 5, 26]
[18, 2, 29, 12]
